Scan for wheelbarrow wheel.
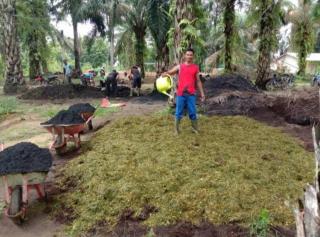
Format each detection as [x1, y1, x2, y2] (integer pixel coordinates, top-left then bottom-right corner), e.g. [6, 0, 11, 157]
[88, 120, 93, 130]
[9, 186, 23, 224]
[55, 142, 67, 155]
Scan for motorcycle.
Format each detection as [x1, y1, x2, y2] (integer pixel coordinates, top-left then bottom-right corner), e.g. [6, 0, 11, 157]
[35, 74, 60, 86]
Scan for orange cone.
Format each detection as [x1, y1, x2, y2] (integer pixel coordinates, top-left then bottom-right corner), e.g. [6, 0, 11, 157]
[100, 98, 110, 108]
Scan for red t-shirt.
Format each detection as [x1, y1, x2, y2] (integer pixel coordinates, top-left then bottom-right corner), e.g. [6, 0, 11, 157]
[177, 63, 199, 96]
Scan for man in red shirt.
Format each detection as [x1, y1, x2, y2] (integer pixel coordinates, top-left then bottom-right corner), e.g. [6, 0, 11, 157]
[163, 48, 205, 134]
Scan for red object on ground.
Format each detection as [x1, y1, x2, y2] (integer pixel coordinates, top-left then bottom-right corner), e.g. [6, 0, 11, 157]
[101, 98, 110, 108]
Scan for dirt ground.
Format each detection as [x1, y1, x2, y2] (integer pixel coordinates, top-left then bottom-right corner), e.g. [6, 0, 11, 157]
[0, 77, 316, 237]
[0, 86, 166, 237]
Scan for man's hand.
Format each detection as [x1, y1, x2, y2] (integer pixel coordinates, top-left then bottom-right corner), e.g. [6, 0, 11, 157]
[200, 94, 206, 103]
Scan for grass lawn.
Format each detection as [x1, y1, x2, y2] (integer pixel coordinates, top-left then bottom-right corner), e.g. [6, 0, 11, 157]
[55, 115, 314, 235]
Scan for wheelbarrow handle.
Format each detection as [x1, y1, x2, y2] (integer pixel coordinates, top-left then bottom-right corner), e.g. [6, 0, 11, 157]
[85, 115, 95, 125]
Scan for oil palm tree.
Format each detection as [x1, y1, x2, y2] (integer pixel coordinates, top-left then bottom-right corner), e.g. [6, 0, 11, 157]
[17, 0, 51, 79]
[223, 0, 236, 72]
[124, 0, 148, 78]
[251, 0, 289, 89]
[289, 0, 315, 76]
[51, 0, 105, 73]
[170, 0, 205, 63]
[147, 0, 171, 72]
[0, 0, 24, 94]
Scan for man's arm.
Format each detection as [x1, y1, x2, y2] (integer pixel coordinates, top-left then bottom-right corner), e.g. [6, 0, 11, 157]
[196, 73, 205, 102]
[162, 65, 180, 76]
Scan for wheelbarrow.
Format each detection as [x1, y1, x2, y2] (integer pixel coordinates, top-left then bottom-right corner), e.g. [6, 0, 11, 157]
[80, 112, 94, 130]
[1, 172, 48, 224]
[42, 123, 87, 155]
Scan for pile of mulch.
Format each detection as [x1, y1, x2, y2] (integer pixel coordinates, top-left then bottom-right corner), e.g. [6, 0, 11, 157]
[20, 84, 103, 100]
[0, 142, 52, 175]
[204, 74, 263, 116]
[268, 88, 320, 126]
[68, 103, 96, 114]
[205, 91, 267, 116]
[41, 110, 85, 125]
[116, 85, 131, 97]
[205, 74, 258, 97]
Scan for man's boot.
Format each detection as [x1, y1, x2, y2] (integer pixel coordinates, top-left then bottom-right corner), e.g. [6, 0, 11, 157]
[191, 120, 199, 134]
[130, 88, 133, 97]
[137, 88, 141, 96]
[175, 119, 180, 135]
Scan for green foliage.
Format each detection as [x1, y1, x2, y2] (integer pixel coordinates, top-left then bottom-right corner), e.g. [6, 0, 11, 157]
[250, 209, 270, 237]
[94, 106, 120, 117]
[168, 0, 206, 62]
[55, 116, 313, 235]
[17, 0, 51, 78]
[82, 37, 108, 69]
[116, 28, 136, 69]
[0, 97, 17, 115]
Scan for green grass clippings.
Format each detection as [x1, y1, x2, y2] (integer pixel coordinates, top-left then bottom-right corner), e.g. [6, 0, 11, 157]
[55, 115, 313, 236]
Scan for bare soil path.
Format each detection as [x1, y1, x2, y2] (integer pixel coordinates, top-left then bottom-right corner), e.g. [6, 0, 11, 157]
[0, 92, 166, 237]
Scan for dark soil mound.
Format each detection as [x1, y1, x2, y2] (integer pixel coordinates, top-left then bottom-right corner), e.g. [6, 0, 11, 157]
[20, 84, 104, 100]
[204, 74, 262, 116]
[205, 74, 258, 97]
[269, 88, 320, 126]
[0, 142, 52, 175]
[68, 103, 96, 114]
[116, 85, 131, 97]
[132, 90, 167, 104]
[41, 110, 85, 125]
[205, 92, 266, 116]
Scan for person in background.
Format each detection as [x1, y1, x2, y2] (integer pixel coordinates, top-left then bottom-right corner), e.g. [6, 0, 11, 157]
[63, 59, 73, 84]
[106, 69, 119, 97]
[129, 66, 142, 96]
[162, 48, 205, 134]
[99, 67, 106, 90]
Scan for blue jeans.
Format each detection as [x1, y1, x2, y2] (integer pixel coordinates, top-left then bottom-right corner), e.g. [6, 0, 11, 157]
[175, 95, 197, 121]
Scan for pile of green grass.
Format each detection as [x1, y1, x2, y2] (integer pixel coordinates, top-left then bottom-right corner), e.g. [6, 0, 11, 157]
[55, 115, 314, 235]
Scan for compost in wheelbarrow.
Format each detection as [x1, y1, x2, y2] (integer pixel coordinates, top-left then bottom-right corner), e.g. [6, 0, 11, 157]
[41, 110, 87, 154]
[0, 142, 52, 224]
[68, 103, 95, 130]
[41, 109, 85, 125]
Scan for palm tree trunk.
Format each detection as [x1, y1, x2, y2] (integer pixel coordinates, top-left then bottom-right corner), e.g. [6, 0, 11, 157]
[29, 38, 42, 80]
[28, 27, 42, 80]
[134, 28, 146, 78]
[110, 28, 115, 67]
[223, 0, 236, 72]
[72, 16, 81, 74]
[1, 0, 24, 94]
[109, 0, 117, 67]
[41, 35, 49, 74]
[256, 0, 274, 90]
[298, 40, 307, 76]
[173, 0, 195, 64]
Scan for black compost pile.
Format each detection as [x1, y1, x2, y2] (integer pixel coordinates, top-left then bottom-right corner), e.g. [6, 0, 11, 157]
[68, 103, 96, 114]
[204, 74, 263, 116]
[41, 110, 85, 125]
[0, 142, 52, 175]
[205, 74, 258, 97]
[116, 85, 131, 97]
[20, 84, 103, 100]
[205, 92, 266, 116]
